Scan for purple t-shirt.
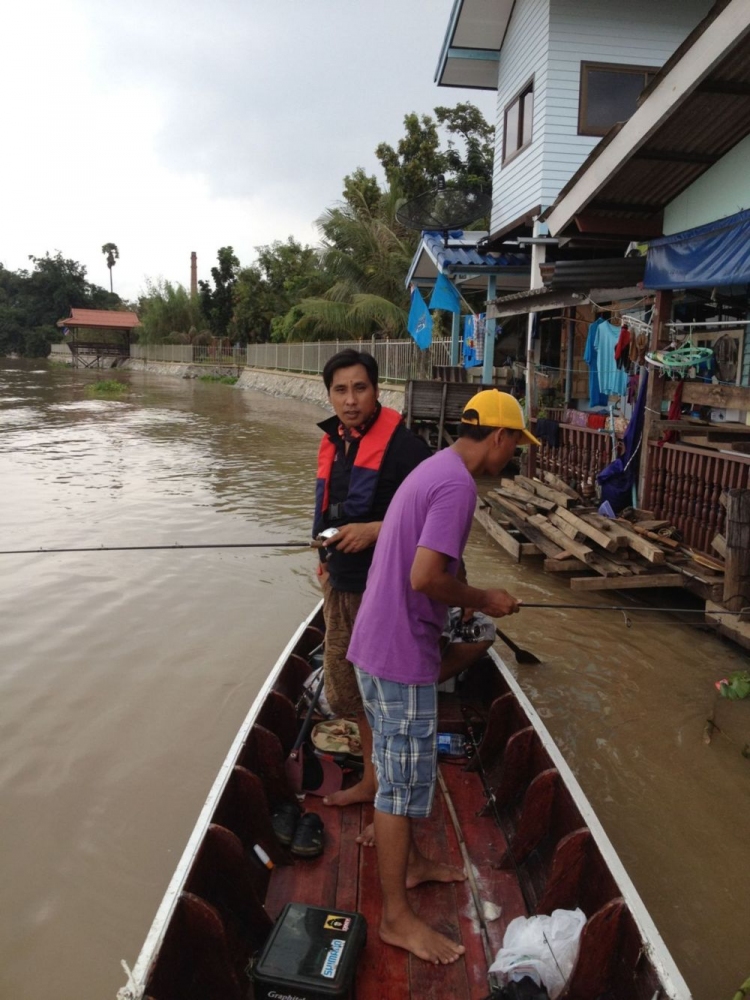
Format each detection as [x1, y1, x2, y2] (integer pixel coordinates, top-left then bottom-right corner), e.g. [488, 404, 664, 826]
[347, 448, 477, 684]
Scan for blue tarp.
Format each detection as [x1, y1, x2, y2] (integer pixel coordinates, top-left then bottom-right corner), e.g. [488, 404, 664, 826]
[597, 371, 648, 513]
[645, 208, 750, 290]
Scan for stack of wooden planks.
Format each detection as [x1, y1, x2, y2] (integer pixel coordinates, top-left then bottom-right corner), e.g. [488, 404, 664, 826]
[474, 471, 726, 594]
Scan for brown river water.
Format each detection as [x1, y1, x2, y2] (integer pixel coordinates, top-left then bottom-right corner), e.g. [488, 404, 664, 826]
[0, 360, 748, 1000]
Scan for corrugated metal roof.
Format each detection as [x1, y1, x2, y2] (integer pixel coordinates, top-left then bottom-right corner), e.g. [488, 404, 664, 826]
[546, 257, 646, 290]
[58, 308, 141, 329]
[420, 230, 528, 272]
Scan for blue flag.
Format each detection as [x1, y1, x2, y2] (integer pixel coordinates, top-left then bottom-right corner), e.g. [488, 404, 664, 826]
[407, 288, 433, 349]
[429, 272, 461, 313]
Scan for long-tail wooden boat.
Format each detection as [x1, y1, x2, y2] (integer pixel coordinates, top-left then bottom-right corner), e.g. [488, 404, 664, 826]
[116, 601, 691, 1000]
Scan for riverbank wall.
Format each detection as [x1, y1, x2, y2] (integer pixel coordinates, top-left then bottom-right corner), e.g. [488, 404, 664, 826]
[51, 349, 406, 409]
[235, 367, 405, 410]
[120, 359, 405, 409]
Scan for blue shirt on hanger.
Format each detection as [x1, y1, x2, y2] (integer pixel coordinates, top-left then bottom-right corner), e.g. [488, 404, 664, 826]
[583, 317, 608, 408]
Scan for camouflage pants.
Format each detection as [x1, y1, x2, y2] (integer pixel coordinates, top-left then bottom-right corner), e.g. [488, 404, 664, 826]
[321, 578, 363, 718]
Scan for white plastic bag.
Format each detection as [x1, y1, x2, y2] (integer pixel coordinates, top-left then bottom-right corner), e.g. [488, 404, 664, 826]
[489, 907, 586, 999]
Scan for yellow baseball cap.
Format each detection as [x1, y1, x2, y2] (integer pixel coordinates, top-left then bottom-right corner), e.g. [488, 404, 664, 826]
[461, 389, 541, 446]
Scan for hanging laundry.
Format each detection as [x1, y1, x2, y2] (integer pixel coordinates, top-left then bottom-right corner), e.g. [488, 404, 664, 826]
[658, 379, 684, 445]
[595, 320, 628, 396]
[583, 316, 608, 408]
[586, 413, 607, 430]
[615, 324, 631, 370]
[535, 418, 560, 448]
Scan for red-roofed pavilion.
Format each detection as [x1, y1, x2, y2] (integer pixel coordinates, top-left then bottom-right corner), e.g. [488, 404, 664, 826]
[57, 308, 140, 368]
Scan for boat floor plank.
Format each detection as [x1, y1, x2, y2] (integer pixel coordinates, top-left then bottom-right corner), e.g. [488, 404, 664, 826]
[408, 790, 471, 1000]
[355, 803, 411, 1000]
[265, 799, 341, 920]
[261, 763, 531, 999]
[440, 763, 527, 956]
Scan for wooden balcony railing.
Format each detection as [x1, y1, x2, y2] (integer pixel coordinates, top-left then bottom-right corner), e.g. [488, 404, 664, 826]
[644, 442, 750, 553]
[533, 422, 614, 491]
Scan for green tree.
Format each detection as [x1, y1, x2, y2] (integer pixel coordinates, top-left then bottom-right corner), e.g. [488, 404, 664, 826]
[0, 253, 120, 357]
[137, 278, 206, 344]
[376, 102, 494, 198]
[232, 238, 329, 344]
[101, 242, 119, 293]
[278, 187, 416, 341]
[376, 113, 447, 201]
[435, 102, 494, 191]
[198, 246, 240, 338]
[342, 168, 383, 219]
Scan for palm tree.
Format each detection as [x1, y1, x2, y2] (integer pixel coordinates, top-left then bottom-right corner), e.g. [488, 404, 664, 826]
[279, 186, 418, 341]
[101, 243, 119, 293]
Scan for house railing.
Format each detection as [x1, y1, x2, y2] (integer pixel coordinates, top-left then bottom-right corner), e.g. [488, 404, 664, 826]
[245, 339, 455, 384]
[644, 441, 750, 552]
[533, 422, 614, 492]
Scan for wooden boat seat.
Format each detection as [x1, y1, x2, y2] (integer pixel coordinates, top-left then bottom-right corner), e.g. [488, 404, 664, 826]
[145, 892, 243, 1000]
[272, 652, 312, 705]
[560, 897, 628, 1000]
[239, 724, 296, 808]
[492, 725, 552, 808]
[184, 824, 272, 965]
[536, 827, 592, 913]
[256, 689, 297, 756]
[212, 765, 290, 872]
[299, 624, 324, 656]
[466, 692, 527, 775]
[501, 767, 560, 867]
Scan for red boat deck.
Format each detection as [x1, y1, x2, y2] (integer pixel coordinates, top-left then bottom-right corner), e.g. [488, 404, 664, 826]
[265, 762, 526, 1000]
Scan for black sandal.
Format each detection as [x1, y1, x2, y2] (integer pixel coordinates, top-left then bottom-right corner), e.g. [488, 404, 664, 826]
[271, 799, 302, 847]
[290, 812, 325, 859]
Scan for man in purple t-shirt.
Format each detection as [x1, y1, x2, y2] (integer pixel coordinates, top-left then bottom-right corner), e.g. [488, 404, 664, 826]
[347, 389, 540, 967]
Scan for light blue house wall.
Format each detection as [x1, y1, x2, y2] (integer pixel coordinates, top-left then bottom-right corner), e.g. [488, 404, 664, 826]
[663, 134, 750, 235]
[491, 0, 712, 235]
[491, 0, 549, 235]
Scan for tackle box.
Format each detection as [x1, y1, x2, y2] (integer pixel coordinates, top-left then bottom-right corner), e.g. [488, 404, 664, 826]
[253, 902, 367, 1000]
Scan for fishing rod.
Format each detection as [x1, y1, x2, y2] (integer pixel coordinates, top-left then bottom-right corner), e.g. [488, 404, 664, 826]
[520, 602, 748, 616]
[0, 541, 320, 555]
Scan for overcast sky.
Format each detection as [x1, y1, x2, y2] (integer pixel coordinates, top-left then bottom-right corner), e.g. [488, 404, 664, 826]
[1, 0, 495, 302]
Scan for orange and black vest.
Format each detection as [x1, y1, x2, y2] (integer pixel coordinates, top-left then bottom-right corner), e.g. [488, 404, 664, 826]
[313, 406, 403, 538]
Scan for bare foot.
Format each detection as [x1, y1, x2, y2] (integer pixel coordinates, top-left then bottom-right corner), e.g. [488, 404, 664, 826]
[406, 855, 467, 890]
[356, 822, 375, 847]
[323, 780, 376, 808]
[380, 909, 465, 964]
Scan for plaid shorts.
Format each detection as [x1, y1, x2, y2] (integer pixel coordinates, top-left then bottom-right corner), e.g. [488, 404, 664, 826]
[353, 667, 437, 819]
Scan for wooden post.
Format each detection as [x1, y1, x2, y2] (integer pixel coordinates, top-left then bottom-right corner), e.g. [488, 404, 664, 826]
[723, 489, 750, 611]
[639, 289, 672, 505]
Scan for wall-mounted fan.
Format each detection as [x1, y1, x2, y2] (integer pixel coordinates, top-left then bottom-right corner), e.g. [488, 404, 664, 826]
[396, 175, 491, 246]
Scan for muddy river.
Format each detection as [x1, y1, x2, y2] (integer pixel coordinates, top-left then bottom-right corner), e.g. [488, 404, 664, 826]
[0, 360, 747, 1000]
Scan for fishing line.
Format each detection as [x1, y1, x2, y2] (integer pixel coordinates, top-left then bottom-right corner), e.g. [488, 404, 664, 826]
[0, 541, 317, 555]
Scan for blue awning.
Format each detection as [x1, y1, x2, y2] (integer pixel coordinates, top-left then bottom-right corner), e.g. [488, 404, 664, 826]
[645, 208, 750, 290]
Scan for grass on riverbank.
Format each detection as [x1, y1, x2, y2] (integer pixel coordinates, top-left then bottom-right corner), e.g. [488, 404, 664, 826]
[86, 379, 129, 396]
[198, 374, 239, 384]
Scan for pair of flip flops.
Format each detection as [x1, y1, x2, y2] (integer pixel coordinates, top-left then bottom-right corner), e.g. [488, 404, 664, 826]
[271, 801, 325, 859]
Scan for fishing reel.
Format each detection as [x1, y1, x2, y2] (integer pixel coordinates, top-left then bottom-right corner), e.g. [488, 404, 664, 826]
[454, 620, 484, 641]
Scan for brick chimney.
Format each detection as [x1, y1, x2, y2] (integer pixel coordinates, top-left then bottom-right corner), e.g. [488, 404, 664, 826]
[190, 252, 197, 296]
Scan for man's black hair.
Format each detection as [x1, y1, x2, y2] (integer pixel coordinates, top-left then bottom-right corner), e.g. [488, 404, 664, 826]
[322, 349, 379, 392]
[458, 422, 496, 441]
